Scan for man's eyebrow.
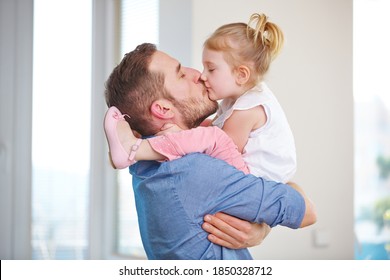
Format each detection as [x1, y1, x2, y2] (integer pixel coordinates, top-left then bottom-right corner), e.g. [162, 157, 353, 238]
[176, 63, 181, 74]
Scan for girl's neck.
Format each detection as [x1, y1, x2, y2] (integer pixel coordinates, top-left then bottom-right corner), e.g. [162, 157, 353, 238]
[229, 83, 255, 101]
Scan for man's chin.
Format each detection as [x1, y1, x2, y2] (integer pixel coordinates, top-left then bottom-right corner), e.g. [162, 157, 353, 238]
[206, 92, 218, 102]
[209, 100, 219, 115]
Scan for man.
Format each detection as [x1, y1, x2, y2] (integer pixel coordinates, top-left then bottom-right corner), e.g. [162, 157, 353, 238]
[104, 43, 316, 259]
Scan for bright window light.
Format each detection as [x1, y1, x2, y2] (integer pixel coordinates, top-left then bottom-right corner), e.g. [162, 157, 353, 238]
[32, 0, 92, 259]
[354, 0, 390, 260]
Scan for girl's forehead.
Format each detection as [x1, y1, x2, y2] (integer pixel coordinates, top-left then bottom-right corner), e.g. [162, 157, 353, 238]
[203, 49, 223, 58]
[202, 49, 227, 64]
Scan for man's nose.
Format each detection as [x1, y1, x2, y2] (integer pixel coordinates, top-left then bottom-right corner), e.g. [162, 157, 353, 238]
[187, 67, 202, 83]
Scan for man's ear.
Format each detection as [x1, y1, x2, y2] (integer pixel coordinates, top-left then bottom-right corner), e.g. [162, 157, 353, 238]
[235, 65, 251, 85]
[150, 99, 175, 119]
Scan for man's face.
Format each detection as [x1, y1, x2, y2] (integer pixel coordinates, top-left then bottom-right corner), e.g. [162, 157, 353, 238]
[149, 50, 218, 128]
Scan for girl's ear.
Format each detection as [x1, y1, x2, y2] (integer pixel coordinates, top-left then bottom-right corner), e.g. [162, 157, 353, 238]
[150, 99, 175, 119]
[235, 65, 251, 85]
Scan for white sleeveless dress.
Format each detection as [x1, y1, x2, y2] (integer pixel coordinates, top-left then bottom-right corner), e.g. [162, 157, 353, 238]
[212, 82, 296, 183]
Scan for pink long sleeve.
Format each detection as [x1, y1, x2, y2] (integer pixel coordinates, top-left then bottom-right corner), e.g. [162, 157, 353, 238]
[147, 126, 249, 174]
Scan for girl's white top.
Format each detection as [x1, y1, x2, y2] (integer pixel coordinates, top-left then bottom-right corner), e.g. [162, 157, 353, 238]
[213, 82, 296, 183]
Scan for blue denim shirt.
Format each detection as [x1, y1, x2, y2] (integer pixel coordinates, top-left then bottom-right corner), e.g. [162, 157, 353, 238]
[130, 153, 305, 260]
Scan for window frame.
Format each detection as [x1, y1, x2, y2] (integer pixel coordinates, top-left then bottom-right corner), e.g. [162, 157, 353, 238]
[89, 0, 127, 260]
[0, 0, 33, 260]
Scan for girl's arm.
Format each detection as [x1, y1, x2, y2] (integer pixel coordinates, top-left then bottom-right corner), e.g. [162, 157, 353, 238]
[147, 126, 249, 174]
[222, 105, 267, 153]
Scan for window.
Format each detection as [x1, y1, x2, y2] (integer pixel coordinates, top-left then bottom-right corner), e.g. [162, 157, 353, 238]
[354, 0, 390, 260]
[116, 0, 159, 258]
[32, 0, 92, 259]
[31, 0, 158, 260]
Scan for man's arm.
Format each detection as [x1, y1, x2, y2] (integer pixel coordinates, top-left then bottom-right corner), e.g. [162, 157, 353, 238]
[168, 154, 314, 229]
[202, 182, 316, 249]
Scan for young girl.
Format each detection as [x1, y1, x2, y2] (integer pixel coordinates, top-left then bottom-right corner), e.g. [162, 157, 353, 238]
[104, 13, 296, 183]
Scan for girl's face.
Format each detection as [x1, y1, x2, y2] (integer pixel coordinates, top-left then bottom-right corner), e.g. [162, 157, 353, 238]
[201, 48, 242, 101]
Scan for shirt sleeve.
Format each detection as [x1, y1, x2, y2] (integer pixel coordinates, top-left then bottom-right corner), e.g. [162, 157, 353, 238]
[168, 154, 305, 229]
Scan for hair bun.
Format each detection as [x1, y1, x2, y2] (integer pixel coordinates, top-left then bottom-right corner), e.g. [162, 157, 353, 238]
[247, 12, 284, 58]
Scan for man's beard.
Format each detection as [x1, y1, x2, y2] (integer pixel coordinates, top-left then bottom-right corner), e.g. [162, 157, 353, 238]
[173, 97, 218, 129]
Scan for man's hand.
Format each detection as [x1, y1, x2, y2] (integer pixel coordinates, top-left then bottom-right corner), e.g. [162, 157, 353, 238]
[202, 212, 271, 249]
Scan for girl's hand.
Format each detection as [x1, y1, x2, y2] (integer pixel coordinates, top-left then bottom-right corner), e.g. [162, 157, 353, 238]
[156, 123, 183, 135]
[202, 212, 271, 249]
[200, 118, 213, 127]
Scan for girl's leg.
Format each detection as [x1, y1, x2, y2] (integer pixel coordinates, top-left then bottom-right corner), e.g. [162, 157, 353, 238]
[104, 106, 164, 169]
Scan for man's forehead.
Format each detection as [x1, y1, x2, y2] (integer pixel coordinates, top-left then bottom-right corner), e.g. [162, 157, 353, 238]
[149, 50, 177, 74]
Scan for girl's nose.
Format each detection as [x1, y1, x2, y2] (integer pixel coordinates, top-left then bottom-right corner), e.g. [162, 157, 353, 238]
[200, 73, 207, 82]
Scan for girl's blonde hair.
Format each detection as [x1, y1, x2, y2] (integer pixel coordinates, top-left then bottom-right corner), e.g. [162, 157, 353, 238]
[204, 13, 284, 86]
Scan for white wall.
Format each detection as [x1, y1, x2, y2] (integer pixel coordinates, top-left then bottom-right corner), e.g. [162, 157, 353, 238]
[191, 0, 353, 259]
[159, 0, 192, 67]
